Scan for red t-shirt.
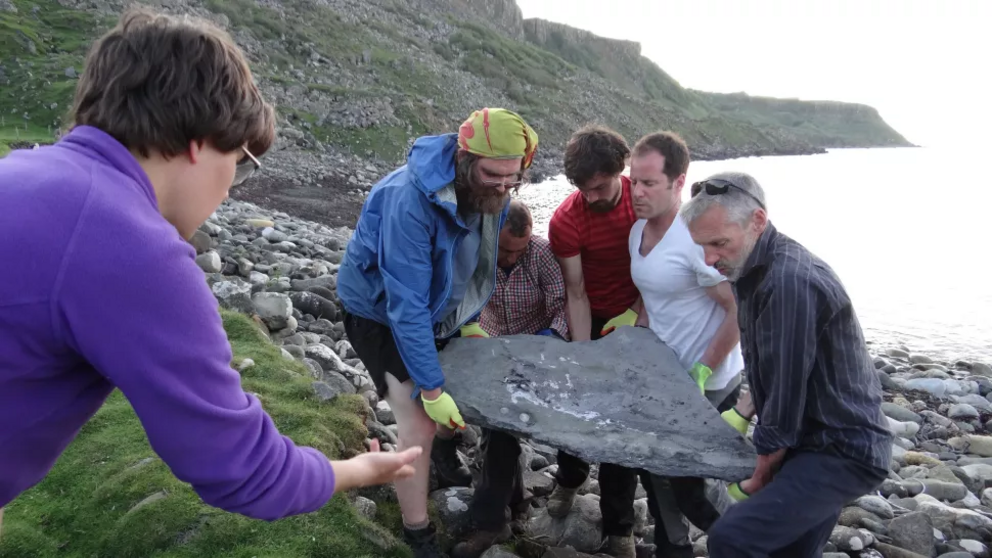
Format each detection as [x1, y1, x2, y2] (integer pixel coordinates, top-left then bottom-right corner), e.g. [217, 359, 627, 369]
[548, 175, 639, 319]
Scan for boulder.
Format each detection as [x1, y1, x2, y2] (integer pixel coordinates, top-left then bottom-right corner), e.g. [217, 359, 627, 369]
[353, 496, 377, 520]
[429, 487, 474, 541]
[195, 251, 222, 273]
[211, 277, 253, 313]
[526, 494, 603, 554]
[290, 291, 339, 321]
[887, 511, 935, 557]
[251, 292, 293, 330]
[872, 542, 930, 558]
[437, 327, 755, 480]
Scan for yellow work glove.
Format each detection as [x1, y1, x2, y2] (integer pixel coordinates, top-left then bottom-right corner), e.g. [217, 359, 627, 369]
[422, 391, 466, 430]
[727, 482, 750, 502]
[600, 308, 638, 336]
[721, 408, 751, 436]
[459, 322, 489, 338]
[688, 362, 712, 395]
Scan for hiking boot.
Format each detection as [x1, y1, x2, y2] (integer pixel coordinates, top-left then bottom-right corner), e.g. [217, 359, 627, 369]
[431, 435, 473, 488]
[403, 523, 448, 558]
[546, 485, 578, 518]
[603, 534, 636, 558]
[451, 525, 512, 558]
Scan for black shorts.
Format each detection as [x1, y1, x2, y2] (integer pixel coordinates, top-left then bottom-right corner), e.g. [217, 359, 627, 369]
[342, 310, 410, 398]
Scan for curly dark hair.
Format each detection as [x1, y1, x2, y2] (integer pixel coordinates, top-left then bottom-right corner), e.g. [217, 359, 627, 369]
[563, 125, 630, 187]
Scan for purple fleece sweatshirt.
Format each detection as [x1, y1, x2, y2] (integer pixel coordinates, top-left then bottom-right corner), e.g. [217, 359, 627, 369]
[0, 126, 335, 519]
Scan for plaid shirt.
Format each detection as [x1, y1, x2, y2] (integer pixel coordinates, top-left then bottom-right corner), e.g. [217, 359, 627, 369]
[479, 237, 569, 339]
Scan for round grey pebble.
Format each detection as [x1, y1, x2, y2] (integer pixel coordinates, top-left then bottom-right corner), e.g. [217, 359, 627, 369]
[353, 496, 377, 520]
[949, 404, 980, 420]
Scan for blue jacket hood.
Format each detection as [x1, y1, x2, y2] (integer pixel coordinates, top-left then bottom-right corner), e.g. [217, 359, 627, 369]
[407, 133, 459, 195]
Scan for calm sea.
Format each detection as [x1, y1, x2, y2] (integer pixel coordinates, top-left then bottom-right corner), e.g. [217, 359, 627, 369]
[515, 146, 992, 363]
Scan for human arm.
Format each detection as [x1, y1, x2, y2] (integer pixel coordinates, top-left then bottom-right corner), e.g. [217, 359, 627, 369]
[749, 276, 818, 457]
[728, 448, 787, 500]
[331, 439, 421, 491]
[377, 195, 448, 392]
[685, 246, 737, 391]
[548, 208, 592, 342]
[58, 221, 344, 520]
[558, 255, 593, 342]
[699, 281, 740, 369]
[632, 296, 649, 328]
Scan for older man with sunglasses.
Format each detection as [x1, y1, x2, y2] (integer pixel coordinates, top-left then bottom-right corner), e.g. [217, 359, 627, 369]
[681, 172, 892, 558]
[337, 108, 539, 558]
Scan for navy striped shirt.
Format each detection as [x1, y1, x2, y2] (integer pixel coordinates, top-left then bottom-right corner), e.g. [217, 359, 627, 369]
[734, 224, 892, 472]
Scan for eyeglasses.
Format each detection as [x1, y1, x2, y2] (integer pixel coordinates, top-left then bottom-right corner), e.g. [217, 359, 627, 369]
[232, 145, 261, 187]
[479, 177, 524, 189]
[690, 178, 765, 209]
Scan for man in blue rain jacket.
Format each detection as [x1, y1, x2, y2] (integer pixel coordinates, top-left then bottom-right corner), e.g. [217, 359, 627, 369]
[337, 108, 538, 558]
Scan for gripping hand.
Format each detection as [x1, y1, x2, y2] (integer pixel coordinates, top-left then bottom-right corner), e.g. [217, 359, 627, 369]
[422, 391, 466, 429]
[600, 308, 638, 336]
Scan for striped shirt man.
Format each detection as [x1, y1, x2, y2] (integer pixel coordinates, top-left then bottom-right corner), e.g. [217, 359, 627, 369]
[734, 223, 892, 472]
[548, 175, 640, 320]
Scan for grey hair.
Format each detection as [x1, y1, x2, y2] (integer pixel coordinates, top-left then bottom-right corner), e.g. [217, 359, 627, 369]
[681, 171, 767, 227]
[504, 198, 533, 237]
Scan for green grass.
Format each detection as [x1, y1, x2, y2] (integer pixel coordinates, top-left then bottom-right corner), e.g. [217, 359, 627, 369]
[0, 310, 411, 558]
[448, 21, 575, 90]
[0, 0, 112, 147]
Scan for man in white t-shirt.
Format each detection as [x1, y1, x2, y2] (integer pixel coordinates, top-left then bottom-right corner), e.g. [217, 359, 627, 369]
[627, 131, 745, 558]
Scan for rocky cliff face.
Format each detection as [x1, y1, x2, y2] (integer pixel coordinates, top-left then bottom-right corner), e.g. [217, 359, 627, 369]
[2, 0, 911, 228]
[524, 18, 642, 61]
[699, 92, 912, 147]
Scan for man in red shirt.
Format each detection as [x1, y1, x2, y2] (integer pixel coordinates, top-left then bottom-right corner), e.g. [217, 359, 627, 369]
[546, 125, 646, 558]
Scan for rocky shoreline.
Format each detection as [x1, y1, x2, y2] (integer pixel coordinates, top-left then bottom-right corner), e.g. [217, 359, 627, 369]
[198, 198, 992, 558]
[225, 136, 836, 230]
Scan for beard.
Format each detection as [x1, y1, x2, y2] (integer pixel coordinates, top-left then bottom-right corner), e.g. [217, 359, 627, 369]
[716, 230, 759, 282]
[455, 165, 511, 215]
[588, 200, 617, 213]
[587, 188, 622, 214]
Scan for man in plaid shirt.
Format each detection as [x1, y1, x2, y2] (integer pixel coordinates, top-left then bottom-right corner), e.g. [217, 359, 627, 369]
[472, 200, 569, 339]
[452, 199, 570, 557]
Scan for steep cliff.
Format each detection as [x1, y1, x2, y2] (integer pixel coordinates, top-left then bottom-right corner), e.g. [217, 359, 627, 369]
[0, 0, 911, 223]
[699, 92, 912, 147]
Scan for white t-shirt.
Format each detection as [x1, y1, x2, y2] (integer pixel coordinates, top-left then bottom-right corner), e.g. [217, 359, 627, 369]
[629, 215, 745, 391]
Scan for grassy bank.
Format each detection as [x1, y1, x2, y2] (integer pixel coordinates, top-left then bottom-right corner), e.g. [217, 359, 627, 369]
[0, 310, 411, 558]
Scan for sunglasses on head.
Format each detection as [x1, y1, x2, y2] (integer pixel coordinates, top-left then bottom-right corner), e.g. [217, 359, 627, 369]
[232, 145, 261, 187]
[690, 178, 765, 209]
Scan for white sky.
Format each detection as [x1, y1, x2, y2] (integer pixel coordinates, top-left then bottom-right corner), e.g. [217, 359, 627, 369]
[516, 0, 990, 147]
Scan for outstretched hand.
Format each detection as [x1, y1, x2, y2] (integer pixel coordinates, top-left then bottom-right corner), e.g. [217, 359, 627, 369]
[331, 439, 422, 492]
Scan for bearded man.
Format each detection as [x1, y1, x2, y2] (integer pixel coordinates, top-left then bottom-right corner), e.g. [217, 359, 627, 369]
[336, 108, 538, 558]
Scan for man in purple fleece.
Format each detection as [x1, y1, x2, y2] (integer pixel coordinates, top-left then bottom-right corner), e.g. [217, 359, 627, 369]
[0, 7, 420, 527]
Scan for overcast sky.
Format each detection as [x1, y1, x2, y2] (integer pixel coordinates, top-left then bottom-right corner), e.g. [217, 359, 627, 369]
[516, 0, 988, 147]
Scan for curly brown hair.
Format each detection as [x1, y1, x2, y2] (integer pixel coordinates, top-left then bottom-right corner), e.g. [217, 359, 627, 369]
[563, 125, 630, 187]
[70, 7, 275, 159]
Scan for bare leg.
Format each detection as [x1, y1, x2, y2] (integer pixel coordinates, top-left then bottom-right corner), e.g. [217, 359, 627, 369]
[436, 424, 455, 440]
[384, 373, 439, 526]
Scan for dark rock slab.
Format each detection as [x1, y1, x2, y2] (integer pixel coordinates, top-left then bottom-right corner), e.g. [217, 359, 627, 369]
[437, 326, 756, 481]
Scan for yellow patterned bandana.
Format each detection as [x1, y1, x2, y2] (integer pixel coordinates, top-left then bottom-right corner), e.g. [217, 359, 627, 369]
[457, 108, 539, 169]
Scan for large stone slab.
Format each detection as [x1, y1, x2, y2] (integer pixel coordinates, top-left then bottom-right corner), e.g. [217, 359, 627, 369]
[437, 326, 755, 481]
